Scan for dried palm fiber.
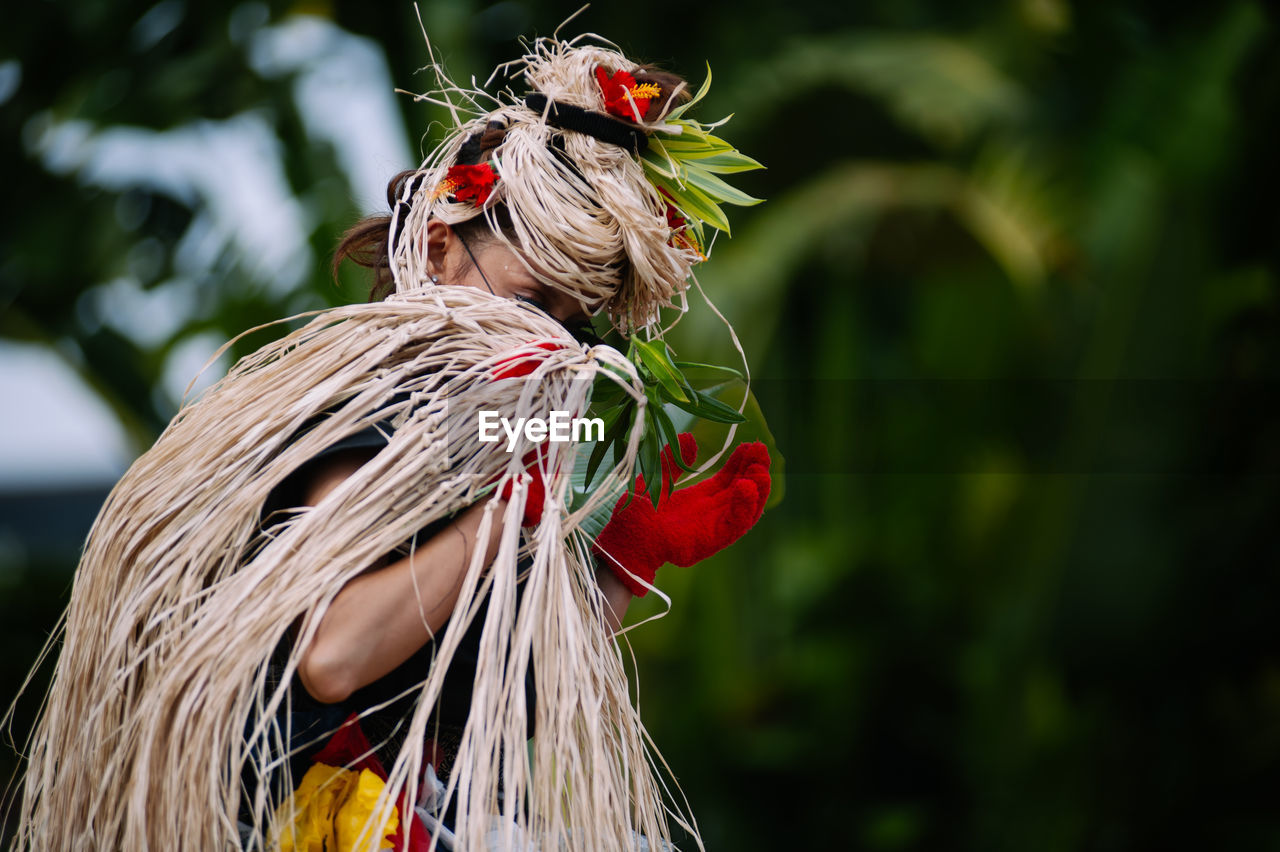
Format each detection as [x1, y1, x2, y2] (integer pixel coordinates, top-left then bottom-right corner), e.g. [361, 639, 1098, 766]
[12, 286, 698, 851]
[392, 36, 701, 334]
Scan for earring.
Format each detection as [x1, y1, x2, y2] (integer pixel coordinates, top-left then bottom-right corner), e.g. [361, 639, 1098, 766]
[430, 274, 440, 284]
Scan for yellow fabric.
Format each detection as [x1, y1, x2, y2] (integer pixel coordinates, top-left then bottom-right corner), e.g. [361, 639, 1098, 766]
[275, 763, 399, 852]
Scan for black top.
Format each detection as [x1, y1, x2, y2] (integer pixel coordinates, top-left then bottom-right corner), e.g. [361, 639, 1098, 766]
[241, 419, 536, 831]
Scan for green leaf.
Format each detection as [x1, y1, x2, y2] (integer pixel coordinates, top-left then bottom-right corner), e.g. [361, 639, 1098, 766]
[665, 63, 713, 120]
[612, 427, 625, 468]
[668, 388, 748, 424]
[569, 443, 629, 543]
[662, 380, 785, 511]
[675, 181, 734, 232]
[691, 150, 766, 174]
[685, 218, 708, 254]
[639, 423, 662, 506]
[652, 135, 734, 157]
[673, 361, 745, 380]
[684, 162, 765, 207]
[588, 375, 629, 412]
[647, 171, 733, 233]
[633, 338, 691, 403]
[640, 148, 682, 180]
[584, 401, 632, 489]
[651, 395, 696, 474]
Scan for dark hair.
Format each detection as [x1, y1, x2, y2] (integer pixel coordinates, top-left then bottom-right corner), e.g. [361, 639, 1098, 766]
[333, 123, 511, 302]
[631, 67, 691, 121]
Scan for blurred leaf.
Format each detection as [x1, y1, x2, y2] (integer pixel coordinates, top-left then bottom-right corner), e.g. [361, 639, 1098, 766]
[688, 160, 1066, 362]
[730, 33, 1027, 148]
[666, 378, 786, 511]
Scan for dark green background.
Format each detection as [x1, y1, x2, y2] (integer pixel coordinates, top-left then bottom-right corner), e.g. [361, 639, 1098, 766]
[3, 1, 1279, 848]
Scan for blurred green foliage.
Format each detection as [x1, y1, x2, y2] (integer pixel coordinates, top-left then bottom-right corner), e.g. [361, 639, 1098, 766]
[3, 0, 1279, 849]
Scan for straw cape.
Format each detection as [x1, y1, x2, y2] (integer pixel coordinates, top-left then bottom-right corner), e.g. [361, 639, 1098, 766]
[12, 286, 689, 850]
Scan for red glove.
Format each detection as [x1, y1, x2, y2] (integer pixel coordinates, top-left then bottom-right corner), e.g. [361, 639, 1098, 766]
[593, 433, 771, 597]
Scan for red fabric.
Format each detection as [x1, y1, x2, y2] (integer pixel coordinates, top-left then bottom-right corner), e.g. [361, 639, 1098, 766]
[497, 447, 548, 526]
[491, 342, 568, 526]
[593, 434, 771, 596]
[311, 714, 432, 852]
[490, 341, 561, 380]
[311, 713, 386, 776]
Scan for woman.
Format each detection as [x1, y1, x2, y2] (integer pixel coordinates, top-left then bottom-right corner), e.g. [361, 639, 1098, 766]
[295, 214, 637, 710]
[13, 33, 769, 852]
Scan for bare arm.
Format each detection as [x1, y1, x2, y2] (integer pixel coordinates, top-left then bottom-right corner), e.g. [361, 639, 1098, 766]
[296, 451, 633, 703]
[297, 451, 505, 703]
[595, 565, 633, 633]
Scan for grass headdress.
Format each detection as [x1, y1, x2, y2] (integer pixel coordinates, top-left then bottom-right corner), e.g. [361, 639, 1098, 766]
[390, 34, 762, 335]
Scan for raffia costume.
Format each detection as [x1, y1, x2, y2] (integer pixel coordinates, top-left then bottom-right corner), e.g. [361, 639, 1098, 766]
[13, 35, 765, 852]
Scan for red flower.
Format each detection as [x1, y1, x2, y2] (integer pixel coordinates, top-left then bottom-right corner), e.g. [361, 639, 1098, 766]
[595, 66, 658, 121]
[441, 163, 498, 205]
[660, 192, 704, 259]
[664, 201, 686, 231]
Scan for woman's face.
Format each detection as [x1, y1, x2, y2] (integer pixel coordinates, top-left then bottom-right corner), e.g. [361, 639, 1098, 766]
[426, 219, 595, 335]
[461, 240, 591, 326]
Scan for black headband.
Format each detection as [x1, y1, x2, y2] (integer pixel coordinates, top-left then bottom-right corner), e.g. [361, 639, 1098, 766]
[391, 172, 428, 256]
[524, 93, 648, 154]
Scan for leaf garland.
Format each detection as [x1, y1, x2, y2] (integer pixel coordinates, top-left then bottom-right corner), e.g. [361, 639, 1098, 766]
[641, 65, 766, 252]
[568, 65, 769, 514]
[581, 337, 746, 508]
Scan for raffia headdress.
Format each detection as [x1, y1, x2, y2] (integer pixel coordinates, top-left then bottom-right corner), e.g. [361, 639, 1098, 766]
[392, 33, 761, 335]
[10, 28, 761, 852]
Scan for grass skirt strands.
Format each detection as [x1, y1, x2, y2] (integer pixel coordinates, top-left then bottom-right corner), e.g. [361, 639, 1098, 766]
[13, 287, 698, 850]
[392, 37, 704, 335]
